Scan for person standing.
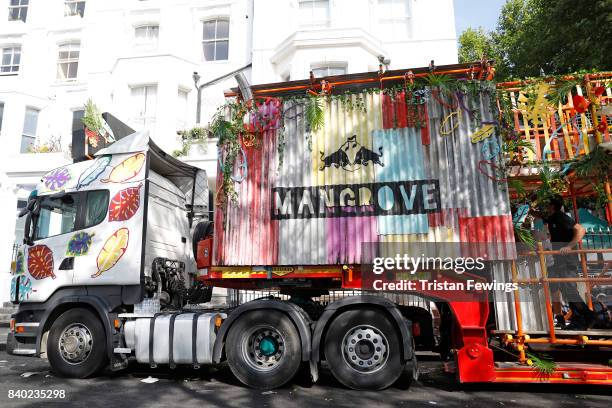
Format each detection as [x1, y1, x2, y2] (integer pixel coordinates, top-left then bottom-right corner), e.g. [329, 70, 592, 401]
[542, 197, 593, 330]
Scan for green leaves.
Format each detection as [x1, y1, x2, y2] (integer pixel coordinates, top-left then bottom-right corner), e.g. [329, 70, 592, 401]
[305, 96, 325, 132]
[527, 352, 557, 375]
[81, 99, 103, 133]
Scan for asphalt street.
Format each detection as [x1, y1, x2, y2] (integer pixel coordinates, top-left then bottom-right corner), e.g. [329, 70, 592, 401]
[0, 351, 610, 408]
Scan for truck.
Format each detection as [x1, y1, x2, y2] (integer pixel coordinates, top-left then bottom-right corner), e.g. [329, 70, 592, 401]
[7, 61, 612, 390]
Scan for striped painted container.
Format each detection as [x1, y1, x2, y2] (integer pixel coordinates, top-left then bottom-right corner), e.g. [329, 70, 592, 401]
[214, 89, 515, 266]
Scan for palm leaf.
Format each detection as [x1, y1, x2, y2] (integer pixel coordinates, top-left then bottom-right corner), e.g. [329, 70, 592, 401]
[305, 96, 325, 132]
[527, 352, 556, 375]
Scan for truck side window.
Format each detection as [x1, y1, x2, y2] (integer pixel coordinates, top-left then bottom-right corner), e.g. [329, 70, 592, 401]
[85, 190, 109, 228]
[35, 194, 78, 240]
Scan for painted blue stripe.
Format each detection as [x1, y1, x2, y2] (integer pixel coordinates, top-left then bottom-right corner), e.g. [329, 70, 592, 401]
[373, 127, 429, 234]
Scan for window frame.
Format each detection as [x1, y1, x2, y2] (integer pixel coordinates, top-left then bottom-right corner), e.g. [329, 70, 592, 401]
[8, 0, 28, 23]
[311, 62, 347, 78]
[1, 45, 21, 74]
[298, 0, 330, 28]
[20, 106, 39, 153]
[32, 189, 109, 242]
[202, 18, 229, 62]
[64, 0, 86, 18]
[0, 102, 4, 133]
[56, 41, 81, 81]
[134, 24, 160, 49]
[130, 83, 158, 128]
[377, 0, 412, 39]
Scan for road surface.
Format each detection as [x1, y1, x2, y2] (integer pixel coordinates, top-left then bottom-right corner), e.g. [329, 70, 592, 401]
[0, 351, 610, 407]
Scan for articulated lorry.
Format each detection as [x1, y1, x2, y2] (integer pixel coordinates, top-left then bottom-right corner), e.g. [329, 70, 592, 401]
[7, 62, 612, 390]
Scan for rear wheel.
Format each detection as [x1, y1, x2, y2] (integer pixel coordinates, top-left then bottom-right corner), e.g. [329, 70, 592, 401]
[47, 308, 108, 378]
[226, 310, 302, 389]
[324, 308, 406, 390]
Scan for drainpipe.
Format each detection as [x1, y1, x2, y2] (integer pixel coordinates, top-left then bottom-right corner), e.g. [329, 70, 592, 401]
[193, 62, 253, 124]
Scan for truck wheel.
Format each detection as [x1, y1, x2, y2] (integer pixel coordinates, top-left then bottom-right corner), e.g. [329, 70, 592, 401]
[47, 308, 108, 378]
[324, 308, 405, 390]
[226, 310, 302, 389]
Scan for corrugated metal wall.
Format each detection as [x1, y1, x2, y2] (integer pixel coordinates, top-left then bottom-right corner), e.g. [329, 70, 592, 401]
[215, 90, 515, 266]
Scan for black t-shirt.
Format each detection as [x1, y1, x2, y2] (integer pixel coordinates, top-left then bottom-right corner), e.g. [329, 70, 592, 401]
[545, 211, 576, 245]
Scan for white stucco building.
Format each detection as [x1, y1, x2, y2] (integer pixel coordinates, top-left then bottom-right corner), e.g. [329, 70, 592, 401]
[0, 0, 457, 303]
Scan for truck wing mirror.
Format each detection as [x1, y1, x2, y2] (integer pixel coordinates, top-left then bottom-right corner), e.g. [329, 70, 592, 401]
[18, 199, 37, 218]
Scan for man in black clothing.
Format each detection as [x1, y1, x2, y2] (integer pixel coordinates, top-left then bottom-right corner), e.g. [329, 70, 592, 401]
[543, 197, 593, 330]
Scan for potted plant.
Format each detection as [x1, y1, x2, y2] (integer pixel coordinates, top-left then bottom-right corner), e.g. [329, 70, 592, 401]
[81, 99, 104, 148]
[173, 127, 208, 157]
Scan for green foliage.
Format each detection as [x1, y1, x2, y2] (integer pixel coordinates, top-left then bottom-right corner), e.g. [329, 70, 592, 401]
[460, 0, 612, 80]
[422, 73, 454, 91]
[571, 146, 612, 179]
[210, 102, 249, 206]
[527, 352, 557, 375]
[173, 127, 208, 158]
[305, 96, 325, 132]
[515, 225, 536, 248]
[81, 99, 103, 133]
[458, 27, 497, 63]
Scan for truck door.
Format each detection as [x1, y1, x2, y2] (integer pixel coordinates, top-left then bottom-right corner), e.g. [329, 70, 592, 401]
[21, 192, 81, 302]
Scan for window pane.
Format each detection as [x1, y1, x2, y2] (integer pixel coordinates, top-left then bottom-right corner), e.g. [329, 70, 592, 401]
[203, 42, 215, 61]
[2, 51, 11, 66]
[328, 66, 346, 76]
[85, 190, 109, 227]
[312, 1, 328, 21]
[23, 108, 38, 136]
[35, 195, 78, 240]
[144, 86, 157, 115]
[68, 61, 78, 78]
[217, 19, 229, 38]
[203, 21, 216, 40]
[20, 135, 35, 153]
[0, 103, 4, 132]
[13, 48, 20, 65]
[215, 40, 229, 60]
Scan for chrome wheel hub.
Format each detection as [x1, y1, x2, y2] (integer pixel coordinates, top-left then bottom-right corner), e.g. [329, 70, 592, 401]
[242, 326, 285, 372]
[58, 323, 93, 364]
[342, 325, 388, 373]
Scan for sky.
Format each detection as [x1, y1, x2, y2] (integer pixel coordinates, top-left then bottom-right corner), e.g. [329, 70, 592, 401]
[453, 0, 507, 35]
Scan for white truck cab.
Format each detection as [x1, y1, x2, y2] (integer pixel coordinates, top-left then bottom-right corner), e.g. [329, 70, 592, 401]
[8, 131, 215, 377]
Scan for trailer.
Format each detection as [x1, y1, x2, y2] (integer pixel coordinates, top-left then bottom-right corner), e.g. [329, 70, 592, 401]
[7, 62, 612, 390]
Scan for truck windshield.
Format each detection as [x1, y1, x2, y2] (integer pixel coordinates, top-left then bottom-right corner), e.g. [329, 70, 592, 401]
[35, 194, 78, 240]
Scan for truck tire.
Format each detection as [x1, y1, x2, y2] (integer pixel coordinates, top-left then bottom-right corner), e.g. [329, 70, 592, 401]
[226, 310, 302, 389]
[324, 308, 405, 390]
[47, 308, 108, 378]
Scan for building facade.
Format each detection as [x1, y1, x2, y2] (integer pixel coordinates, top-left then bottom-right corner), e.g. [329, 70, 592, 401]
[0, 0, 457, 303]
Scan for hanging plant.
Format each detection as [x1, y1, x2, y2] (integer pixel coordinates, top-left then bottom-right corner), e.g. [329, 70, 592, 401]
[304, 96, 324, 132]
[211, 101, 249, 207]
[172, 127, 208, 157]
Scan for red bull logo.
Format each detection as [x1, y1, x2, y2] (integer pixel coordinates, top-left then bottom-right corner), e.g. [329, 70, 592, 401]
[319, 135, 384, 172]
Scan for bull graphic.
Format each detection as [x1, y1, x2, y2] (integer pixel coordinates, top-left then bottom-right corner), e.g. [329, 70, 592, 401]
[319, 135, 384, 172]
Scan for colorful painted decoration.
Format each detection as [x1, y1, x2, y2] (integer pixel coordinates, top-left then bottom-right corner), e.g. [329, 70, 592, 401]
[94, 228, 129, 278]
[470, 124, 496, 143]
[101, 153, 145, 183]
[77, 155, 112, 189]
[108, 184, 141, 222]
[18, 277, 33, 301]
[15, 250, 25, 275]
[43, 167, 71, 191]
[27, 245, 55, 280]
[10, 277, 16, 301]
[66, 232, 95, 256]
[572, 94, 590, 114]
